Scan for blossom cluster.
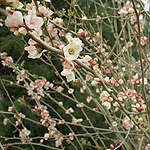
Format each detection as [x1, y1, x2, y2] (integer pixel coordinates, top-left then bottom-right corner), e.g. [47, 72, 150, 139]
[1, 0, 150, 149]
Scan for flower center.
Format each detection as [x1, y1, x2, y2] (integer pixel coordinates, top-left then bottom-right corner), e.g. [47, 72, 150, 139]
[68, 48, 75, 55]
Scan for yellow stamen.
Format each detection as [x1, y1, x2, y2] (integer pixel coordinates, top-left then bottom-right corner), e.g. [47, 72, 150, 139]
[68, 48, 75, 55]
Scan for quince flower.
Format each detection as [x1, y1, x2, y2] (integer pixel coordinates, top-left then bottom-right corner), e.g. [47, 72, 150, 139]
[64, 38, 82, 61]
[24, 7, 43, 32]
[5, 11, 27, 36]
[102, 101, 111, 110]
[122, 116, 133, 130]
[25, 46, 46, 59]
[38, 5, 53, 18]
[118, 2, 134, 15]
[141, 36, 147, 46]
[5, 11, 23, 28]
[61, 69, 75, 82]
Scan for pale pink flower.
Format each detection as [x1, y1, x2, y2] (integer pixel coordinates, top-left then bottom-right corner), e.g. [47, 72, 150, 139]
[96, 15, 101, 22]
[62, 60, 75, 70]
[58, 102, 63, 106]
[86, 96, 92, 103]
[65, 33, 72, 41]
[130, 15, 136, 24]
[80, 55, 92, 67]
[77, 29, 84, 36]
[66, 108, 74, 114]
[77, 29, 89, 39]
[19, 128, 31, 143]
[5, 11, 23, 28]
[25, 46, 46, 59]
[35, 78, 46, 87]
[118, 2, 134, 15]
[55, 139, 62, 147]
[122, 116, 133, 130]
[110, 77, 119, 86]
[53, 17, 63, 26]
[72, 117, 83, 124]
[64, 38, 82, 61]
[37, 88, 44, 96]
[61, 69, 75, 82]
[117, 92, 127, 100]
[86, 74, 91, 81]
[8, 105, 14, 111]
[3, 118, 9, 125]
[102, 101, 111, 110]
[58, 120, 65, 124]
[76, 103, 84, 108]
[44, 133, 49, 140]
[120, 37, 125, 41]
[100, 91, 110, 101]
[29, 82, 36, 90]
[104, 77, 110, 83]
[131, 73, 140, 84]
[141, 104, 146, 112]
[16, 74, 24, 84]
[141, 36, 147, 46]
[15, 120, 22, 126]
[117, 0, 120, 3]
[69, 133, 75, 140]
[2, 56, 13, 66]
[145, 144, 150, 150]
[80, 87, 85, 93]
[56, 86, 64, 92]
[21, 70, 28, 78]
[18, 113, 25, 118]
[82, 16, 87, 20]
[126, 41, 133, 48]
[5, 11, 25, 36]
[24, 7, 43, 32]
[38, 5, 53, 18]
[44, 82, 50, 90]
[118, 8, 128, 15]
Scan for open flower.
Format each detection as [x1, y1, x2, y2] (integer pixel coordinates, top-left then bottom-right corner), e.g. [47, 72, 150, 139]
[5, 11, 23, 28]
[24, 7, 43, 33]
[118, 2, 134, 15]
[102, 101, 111, 110]
[122, 116, 133, 130]
[141, 36, 147, 46]
[38, 5, 53, 18]
[64, 38, 82, 61]
[5, 11, 26, 36]
[61, 60, 75, 82]
[61, 69, 75, 82]
[25, 46, 46, 59]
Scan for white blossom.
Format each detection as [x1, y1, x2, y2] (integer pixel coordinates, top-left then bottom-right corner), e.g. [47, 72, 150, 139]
[102, 101, 111, 110]
[64, 38, 82, 61]
[61, 69, 75, 82]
